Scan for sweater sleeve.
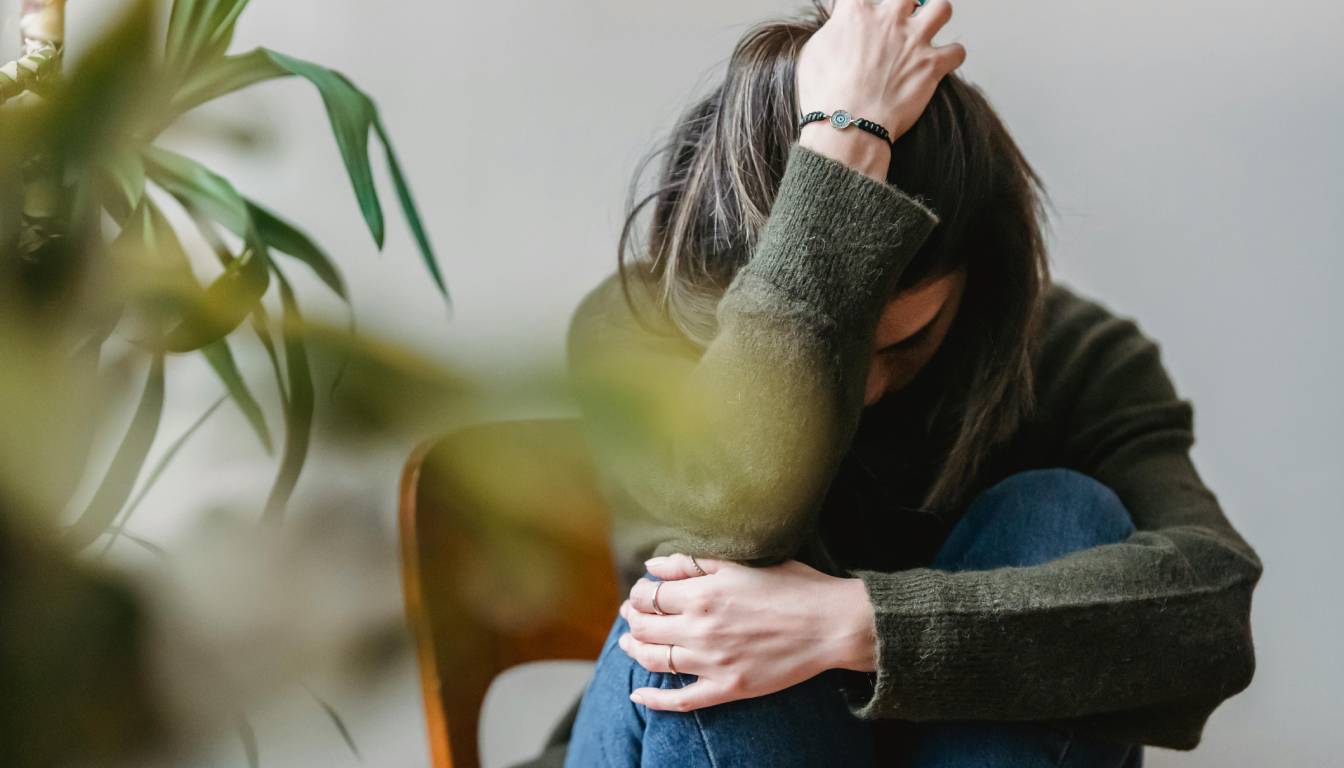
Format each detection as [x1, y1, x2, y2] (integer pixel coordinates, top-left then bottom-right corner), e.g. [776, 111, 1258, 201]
[847, 291, 1264, 750]
[565, 142, 939, 570]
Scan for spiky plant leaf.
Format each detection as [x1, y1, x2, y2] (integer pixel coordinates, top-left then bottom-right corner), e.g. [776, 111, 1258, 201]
[247, 200, 347, 300]
[142, 146, 271, 351]
[166, 48, 449, 304]
[63, 353, 166, 551]
[168, 47, 286, 116]
[165, 0, 253, 77]
[262, 266, 313, 523]
[201, 339, 273, 453]
[98, 147, 147, 222]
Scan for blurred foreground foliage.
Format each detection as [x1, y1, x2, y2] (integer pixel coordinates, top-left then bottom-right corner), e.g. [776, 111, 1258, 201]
[0, 1, 701, 764]
[0, 0, 581, 765]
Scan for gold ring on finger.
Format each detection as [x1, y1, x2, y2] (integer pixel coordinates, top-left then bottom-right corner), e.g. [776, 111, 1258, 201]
[652, 580, 668, 615]
[689, 555, 708, 577]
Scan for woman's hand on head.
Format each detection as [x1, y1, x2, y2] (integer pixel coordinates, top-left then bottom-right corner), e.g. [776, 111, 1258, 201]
[798, 0, 966, 179]
[617, 554, 878, 712]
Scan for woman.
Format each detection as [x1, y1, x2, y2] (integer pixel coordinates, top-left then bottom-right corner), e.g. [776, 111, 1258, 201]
[537, 1, 1263, 766]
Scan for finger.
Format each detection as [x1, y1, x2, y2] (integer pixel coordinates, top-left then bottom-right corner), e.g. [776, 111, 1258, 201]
[631, 680, 732, 713]
[910, 0, 952, 39]
[644, 553, 724, 580]
[618, 634, 709, 677]
[873, 0, 918, 18]
[931, 41, 967, 74]
[628, 576, 689, 615]
[621, 601, 691, 645]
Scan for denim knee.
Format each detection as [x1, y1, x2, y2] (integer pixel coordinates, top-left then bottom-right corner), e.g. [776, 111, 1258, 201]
[934, 468, 1136, 571]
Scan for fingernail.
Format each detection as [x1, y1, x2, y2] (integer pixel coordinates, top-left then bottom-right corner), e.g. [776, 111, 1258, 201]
[630, 692, 644, 705]
[644, 556, 668, 568]
[618, 632, 631, 649]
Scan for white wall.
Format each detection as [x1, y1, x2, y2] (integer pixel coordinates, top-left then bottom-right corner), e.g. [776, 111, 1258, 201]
[16, 1, 1340, 765]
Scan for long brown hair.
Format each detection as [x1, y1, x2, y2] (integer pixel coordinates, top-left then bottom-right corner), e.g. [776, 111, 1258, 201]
[615, 1, 1053, 516]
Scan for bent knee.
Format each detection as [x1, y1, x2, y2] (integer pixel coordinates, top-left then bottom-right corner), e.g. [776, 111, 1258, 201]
[983, 468, 1128, 540]
[985, 468, 1132, 538]
[939, 468, 1135, 570]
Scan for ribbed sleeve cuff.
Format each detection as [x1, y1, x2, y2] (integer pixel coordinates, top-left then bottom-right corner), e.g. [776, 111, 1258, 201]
[720, 142, 940, 338]
[846, 566, 979, 720]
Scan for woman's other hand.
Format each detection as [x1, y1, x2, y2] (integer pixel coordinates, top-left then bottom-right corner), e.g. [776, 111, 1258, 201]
[797, 0, 965, 181]
[618, 554, 878, 712]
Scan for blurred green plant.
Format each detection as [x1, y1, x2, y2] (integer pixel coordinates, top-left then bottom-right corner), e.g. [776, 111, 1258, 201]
[2, 0, 450, 550]
[2, 4, 663, 767]
[0, 2, 467, 765]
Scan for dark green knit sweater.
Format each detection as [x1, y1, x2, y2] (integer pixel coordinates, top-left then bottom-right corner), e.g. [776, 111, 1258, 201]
[536, 141, 1262, 763]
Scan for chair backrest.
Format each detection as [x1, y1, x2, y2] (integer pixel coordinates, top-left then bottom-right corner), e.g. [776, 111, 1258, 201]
[398, 418, 619, 768]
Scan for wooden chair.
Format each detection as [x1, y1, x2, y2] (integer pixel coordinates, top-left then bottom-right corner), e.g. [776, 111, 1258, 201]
[398, 418, 620, 768]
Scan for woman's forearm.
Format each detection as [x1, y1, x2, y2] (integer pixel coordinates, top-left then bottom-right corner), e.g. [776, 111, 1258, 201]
[568, 145, 939, 570]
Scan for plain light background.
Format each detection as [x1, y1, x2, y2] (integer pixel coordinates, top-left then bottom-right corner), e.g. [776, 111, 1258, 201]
[9, 0, 1340, 765]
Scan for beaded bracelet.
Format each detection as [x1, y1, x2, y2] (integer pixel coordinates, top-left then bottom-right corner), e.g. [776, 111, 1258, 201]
[798, 109, 893, 147]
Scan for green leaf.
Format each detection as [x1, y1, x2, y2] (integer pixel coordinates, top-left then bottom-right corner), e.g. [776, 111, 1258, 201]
[165, 0, 254, 76]
[263, 267, 314, 523]
[267, 49, 449, 300]
[99, 149, 147, 224]
[247, 200, 347, 300]
[64, 354, 166, 552]
[143, 147, 271, 351]
[36, 0, 156, 167]
[202, 340, 273, 453]
[128, 197, 194, 269]
[143, 145, 253, 236]
[158, 246, 268, 352]
[250, 302, 288, 409]
[168, 48, 287, 117]
[98, 395, 229, 558]
[264, 51, 384, 245]
[169, 48, 449, 303]
[375, 117, 451, 306]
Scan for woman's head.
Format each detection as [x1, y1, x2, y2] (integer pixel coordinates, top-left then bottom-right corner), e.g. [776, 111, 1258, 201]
[616, 0, 1052, 514]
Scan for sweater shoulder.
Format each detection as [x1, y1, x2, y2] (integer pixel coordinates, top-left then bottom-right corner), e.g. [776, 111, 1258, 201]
[1035, 281, 1189, 432]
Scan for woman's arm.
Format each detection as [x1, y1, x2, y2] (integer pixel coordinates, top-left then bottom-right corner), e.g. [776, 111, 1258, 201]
[843, 290, 1262, 749]
[568, 141, 934, 569]
[618, 290, 1262, 749]
[568, 0, 962, 571]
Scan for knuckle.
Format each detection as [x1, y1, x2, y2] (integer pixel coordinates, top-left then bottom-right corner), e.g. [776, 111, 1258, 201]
[685, 593, 710, 615]
[722, 672, 746, 694]
[691, 585, 719, 613]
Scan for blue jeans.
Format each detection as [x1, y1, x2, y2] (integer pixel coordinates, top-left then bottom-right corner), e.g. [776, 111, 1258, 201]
[564, 468, 1145, 768]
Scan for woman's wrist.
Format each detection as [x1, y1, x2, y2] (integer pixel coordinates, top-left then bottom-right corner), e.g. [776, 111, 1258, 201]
[827, 576, 879, 673]
[798, 123, 891, 184]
